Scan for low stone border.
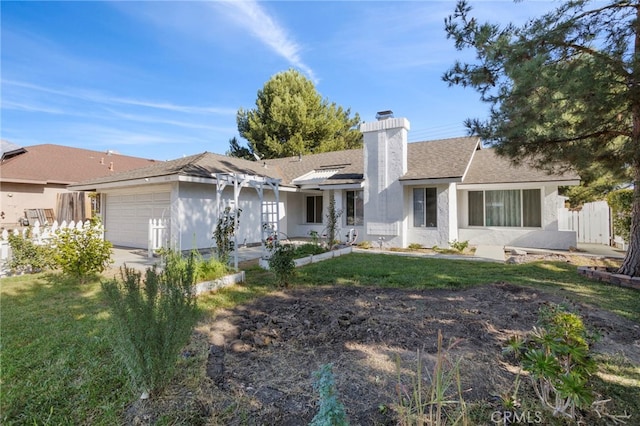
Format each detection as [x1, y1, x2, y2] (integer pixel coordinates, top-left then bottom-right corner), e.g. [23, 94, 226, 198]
[259, 246, 353, 270]
[195, 271, 245, 296]
[577, 266, 640, 290]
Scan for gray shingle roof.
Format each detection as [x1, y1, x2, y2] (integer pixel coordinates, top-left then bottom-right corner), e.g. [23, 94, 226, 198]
[69, 151, 287, 187]
[69, 136, 577, 189]
[462, 148, 580, 184]
[402, 137, 480, 181]
[265, 149, 363, 185]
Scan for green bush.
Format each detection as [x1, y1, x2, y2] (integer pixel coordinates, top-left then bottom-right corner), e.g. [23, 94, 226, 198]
[607, 189, 632, 244]
[7, 232, 55, 274]
[294, 243, 326, 258]
[101, 250, 200, 399]
[213, 207, 241, 264]
[448, 239, 469, 253]
[408, 243, 423, 250]
[268, 243, 296, 288]
[52, 218, 112, 283]
[505, 304, 597, 420]
[310, 364, 348, 426]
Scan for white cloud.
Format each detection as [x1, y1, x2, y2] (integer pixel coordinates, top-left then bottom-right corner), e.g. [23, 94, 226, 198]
[2, 79, 235, 116]
[213, 0, 317, 83]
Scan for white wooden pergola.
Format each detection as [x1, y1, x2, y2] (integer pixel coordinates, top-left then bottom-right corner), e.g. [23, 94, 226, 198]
[214, 173, 281, 269]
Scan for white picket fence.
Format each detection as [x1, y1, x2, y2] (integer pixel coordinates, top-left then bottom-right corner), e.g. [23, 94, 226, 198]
[0, 220, 101, 275]
[148, 218, 169, 258]
[558, 200, 611, 245]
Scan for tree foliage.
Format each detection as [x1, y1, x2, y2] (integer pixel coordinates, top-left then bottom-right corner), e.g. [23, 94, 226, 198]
[233, 69, 362, 159]
[444, 0, 640, 276]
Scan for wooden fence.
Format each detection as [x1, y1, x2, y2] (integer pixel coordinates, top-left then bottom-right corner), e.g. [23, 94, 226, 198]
[558, 200, 611, 245]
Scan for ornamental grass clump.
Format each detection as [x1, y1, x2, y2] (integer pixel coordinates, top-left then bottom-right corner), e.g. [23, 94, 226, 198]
[394, 330, 468, 426]
[101, 250, 200, 399]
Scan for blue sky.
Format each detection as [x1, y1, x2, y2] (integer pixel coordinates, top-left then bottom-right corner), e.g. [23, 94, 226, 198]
[1, 1, 557, 161]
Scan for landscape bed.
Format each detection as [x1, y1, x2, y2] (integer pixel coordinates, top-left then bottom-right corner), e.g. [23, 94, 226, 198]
[2, 252, 639, 425]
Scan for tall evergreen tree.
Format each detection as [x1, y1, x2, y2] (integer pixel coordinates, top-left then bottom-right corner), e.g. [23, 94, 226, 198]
[233, 69, 362, 159]
[226, 136, 255, 161]
[444, 0, 640, 277]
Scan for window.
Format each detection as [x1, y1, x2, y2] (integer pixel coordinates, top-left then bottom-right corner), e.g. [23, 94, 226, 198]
[306, 195, 323, 223]
[468, 189, 541, 227]
[413, 187, 437, 227]
[346, 190, 364, 226]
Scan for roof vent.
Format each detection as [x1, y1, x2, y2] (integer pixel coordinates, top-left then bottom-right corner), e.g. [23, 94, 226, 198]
[375, 110, 394, 120]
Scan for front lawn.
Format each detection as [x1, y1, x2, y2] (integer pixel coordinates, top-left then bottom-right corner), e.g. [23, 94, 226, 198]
[1, 253, 638, 424]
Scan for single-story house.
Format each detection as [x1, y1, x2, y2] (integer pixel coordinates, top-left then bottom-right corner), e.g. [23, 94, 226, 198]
[0, 142, 156, 227]
[69, 115, 579, 251]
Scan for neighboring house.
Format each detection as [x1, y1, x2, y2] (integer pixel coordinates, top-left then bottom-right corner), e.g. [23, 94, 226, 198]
[69, 115, 579, 251]
[0, 142, 156, 227]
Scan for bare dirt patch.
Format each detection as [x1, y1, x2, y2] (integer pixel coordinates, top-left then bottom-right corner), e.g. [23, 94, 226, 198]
[193, 282, 639, 425]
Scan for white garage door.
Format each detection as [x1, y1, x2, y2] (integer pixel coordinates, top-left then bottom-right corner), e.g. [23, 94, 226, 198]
[104, 187, 171, 249]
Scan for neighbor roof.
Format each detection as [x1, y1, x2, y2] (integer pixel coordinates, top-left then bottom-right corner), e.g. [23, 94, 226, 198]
[1, 140, 26, 161]
[0, 144, 157, 185]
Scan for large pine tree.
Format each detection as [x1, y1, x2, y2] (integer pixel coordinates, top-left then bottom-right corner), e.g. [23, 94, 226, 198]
[232, 69, 362, 159]
[444, 0, 640, 277]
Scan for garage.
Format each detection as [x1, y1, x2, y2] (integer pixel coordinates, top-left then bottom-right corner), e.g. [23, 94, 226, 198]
[103, 185, 171, 249]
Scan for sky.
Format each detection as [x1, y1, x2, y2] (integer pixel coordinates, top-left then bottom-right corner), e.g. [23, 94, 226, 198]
[1, 1, 559, 161]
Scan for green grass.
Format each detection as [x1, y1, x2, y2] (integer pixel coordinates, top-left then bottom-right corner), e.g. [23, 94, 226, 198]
[1, 273, 129, 425]
[1, 253, 638, 424]
[294, 253, 640, 322]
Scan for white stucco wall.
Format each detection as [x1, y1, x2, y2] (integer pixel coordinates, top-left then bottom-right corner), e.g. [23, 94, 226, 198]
[457, 184, 577, 249]
[405, 184, 457, 248]
[361, 118, 410, 248]
[175, 182, 284, 251]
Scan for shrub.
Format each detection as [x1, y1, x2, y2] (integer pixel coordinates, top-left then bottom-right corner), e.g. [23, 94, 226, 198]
[325, 191, 343, 247]
[101, 250, 200, 399]
[213, 206, 241, 265]
[504, 304, 597, 420]
[7, 232, 55, 274]
[193, 251, 230, 282]
[268, 243, 295, 287]
[310, 364, 348, 426]
[52, 218, 112, 283]
[408, 243, 423, 250]
[448, 240, 469, 253]
[607, 189, 632, 244]
[294, 243, 326, 258]
[356, 240, 372, 249]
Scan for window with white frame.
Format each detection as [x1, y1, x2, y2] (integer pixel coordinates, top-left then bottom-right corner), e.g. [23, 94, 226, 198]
[468, 189, 541, 227]
[413, 187, 437, 227]
[346, 190, 364, 226]
[306, 195, 323, 223]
